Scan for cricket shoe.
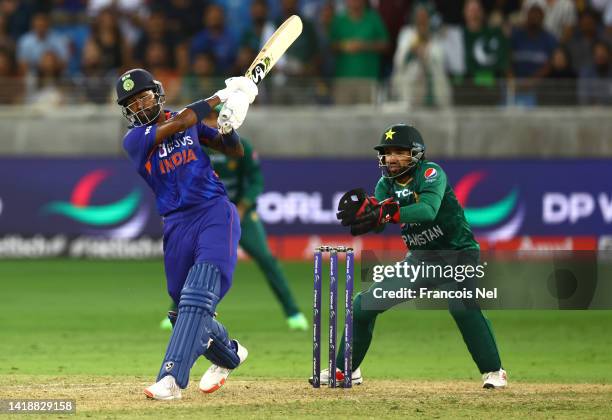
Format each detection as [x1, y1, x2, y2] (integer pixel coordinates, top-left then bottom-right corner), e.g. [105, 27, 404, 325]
[308, 367, 363, 386]
[160, 317, 173, 331]
[199, 340, 248, 393]
[287, 312, 309, 331]
[482, 369, 508, 389]
[144, 375, 181, 400]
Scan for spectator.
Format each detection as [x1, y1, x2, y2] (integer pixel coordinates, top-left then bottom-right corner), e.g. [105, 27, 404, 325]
[214, 0, 252, 43]
[190, 4, 238, 75]
[372, 0, 411, 80]
[0, 11, 15, 51]
[566, 9, 610, 74]
[392, 2, 451, 107]
[73, 40, 113, 104]
[539, 46, 577, 105]
[86, 7, 131, 73]
[578, 40, 612, 105]
[239, 0, 275, 75]
[52, 0, 87, 15]
[457, 0, 509, 105]
[313, 1, 336, 104]
[433, 0, 463, 24]
[486, 0, 521, 28]
[133, 10, 182, 71]
[241, 0, 274, 53]
[144, 41, 181, 105]
[26, 50, 65, 107]
[87, 0, 148, 46]
[0, 47, 23, 103]
[268, 0, 319, 104]
[16, 11, 69, 75]
[151, 0, 207, 43]
[180, 52, 218, 103]
[302, 0, 342, 21]
[590, 0, 612, 28]
[538, 0, 576, 42]
[331, 0, 389, 104]
[509, 2, 557, 105]
[1, 0, 35, 41]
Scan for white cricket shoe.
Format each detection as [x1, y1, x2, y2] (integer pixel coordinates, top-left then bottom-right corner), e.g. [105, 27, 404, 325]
[309, 367, 363, 386]
[482, 369, 508, 389]
[144, 375, 181, 400]
[199, 340, 248, 393]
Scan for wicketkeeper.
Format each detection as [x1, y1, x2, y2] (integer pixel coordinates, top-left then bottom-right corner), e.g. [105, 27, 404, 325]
[314, 124, 507, 389]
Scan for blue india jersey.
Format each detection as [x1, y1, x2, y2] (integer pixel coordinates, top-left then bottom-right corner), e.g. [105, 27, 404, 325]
[122, 112, 227, 216]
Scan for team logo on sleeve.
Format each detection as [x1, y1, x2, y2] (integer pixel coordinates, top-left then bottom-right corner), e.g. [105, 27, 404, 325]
[424, 168, 438, 180]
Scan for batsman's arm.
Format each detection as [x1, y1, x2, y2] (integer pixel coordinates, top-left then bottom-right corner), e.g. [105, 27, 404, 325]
[201, 129, 244, 158]
[149, 95, 221, 151]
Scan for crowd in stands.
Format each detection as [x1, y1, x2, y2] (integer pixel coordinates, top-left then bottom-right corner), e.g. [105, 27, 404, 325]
[0, 0, 610, 107]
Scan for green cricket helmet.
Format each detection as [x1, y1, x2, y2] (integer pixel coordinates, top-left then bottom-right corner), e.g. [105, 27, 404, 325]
[374, 124, 425, 179]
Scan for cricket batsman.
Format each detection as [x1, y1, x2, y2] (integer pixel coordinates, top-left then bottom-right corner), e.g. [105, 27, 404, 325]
[117, 68, 258, 399]
[316, 124, 507, 389]
[160, 106, 308, 332]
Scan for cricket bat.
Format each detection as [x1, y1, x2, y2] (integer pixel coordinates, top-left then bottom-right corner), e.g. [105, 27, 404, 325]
[245, 15, 303, 84]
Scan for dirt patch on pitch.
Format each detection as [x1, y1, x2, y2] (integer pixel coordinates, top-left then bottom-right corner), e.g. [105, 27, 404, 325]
[2, 375, 612, 418]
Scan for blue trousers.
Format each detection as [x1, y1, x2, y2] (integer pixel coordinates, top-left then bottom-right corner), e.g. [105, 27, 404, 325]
[162, 197, 240, 304]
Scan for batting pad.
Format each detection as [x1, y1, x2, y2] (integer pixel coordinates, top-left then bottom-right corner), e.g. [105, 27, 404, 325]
[203, 317, 240, 368]
[157, 263, 226, 388]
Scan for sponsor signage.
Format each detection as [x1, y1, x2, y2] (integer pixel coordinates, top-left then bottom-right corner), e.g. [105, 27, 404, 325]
[0, 158, 610, 258]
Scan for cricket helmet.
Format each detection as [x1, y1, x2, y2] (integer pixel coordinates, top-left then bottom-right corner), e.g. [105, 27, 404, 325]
[375, 124, 425, 179]
[116, 68, 165, 126]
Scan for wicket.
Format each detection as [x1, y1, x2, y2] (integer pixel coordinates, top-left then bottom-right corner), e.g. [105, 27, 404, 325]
[312, 245, 354, 388]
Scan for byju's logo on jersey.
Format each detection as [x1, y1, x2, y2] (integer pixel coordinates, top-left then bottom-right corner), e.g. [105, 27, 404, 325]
[156, 136, 198, 175]
[454, 171, 525, 241]
[41, 169, 150, 238]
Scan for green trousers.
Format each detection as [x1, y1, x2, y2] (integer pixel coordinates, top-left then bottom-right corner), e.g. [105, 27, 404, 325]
[336, 250, 502, 374]
[239, 210, 300, 317]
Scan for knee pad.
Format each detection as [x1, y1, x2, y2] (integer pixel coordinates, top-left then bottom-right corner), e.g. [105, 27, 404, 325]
[179, 263, 221, 316]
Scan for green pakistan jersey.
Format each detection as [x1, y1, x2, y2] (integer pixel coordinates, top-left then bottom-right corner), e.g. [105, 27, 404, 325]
[204, 138, 263, 208]
[374, 160, 478, 251]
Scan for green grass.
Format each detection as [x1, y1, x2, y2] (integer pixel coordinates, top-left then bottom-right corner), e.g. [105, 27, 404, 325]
[1, 259, 611, 383]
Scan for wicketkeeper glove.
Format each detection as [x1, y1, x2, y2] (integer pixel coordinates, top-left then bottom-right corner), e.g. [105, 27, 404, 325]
[350, 198, 400, 235]
[337, 188, 375, 226]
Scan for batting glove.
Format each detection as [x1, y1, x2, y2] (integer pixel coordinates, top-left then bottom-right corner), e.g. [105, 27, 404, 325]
[215, 76, 258, 104]
[218, 91, 250, 134]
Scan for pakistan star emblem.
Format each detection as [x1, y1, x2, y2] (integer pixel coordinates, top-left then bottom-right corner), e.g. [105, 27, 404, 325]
[385, 128, 396, 140]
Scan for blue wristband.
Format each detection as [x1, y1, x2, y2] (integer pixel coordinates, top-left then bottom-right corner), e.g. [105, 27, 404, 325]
[221, 129, 240, 147]
[186, 99, 211, 121]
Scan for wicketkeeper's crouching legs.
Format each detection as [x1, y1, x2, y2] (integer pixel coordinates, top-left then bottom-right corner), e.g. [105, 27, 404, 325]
[335, 255, 502, 375]
[157, 262, 240, 388]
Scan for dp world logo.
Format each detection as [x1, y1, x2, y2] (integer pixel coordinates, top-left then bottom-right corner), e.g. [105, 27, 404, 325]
[42, 169, 149, 238]
[454, 171, 525, 241]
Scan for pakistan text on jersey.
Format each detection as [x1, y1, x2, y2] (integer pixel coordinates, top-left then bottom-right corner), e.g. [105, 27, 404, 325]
[402, 225, 444, 247]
